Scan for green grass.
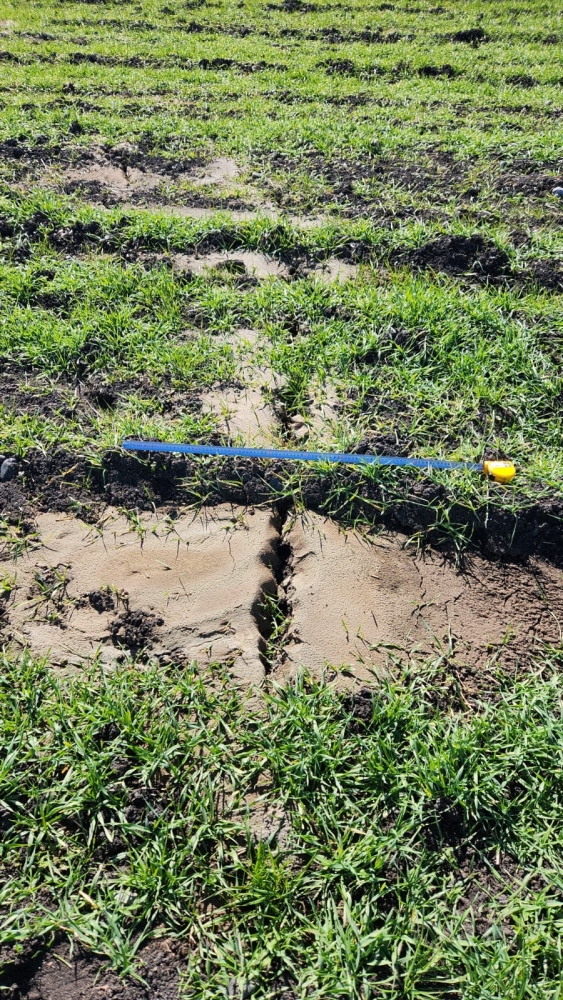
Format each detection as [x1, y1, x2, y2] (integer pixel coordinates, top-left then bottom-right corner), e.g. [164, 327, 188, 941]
[0, 192, 561, 512]
[1, 0, 563, 992]
[2, 653, 563, 998]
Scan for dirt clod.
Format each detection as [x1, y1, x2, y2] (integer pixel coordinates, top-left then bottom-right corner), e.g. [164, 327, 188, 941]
[110, 608, 164, 651]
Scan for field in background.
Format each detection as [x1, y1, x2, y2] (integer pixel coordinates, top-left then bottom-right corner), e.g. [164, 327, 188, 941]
[1, 0, 563, 996]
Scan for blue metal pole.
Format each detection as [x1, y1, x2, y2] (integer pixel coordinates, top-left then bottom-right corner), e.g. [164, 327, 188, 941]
[121, 439, 483, 472]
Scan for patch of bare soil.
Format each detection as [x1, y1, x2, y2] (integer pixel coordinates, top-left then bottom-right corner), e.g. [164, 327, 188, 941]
[498, 171, 561, 196]
[173, 250, 357, 283]
[2, 141, 267, 213]
[173, 250, 290, 280]
[60, 153, 244, 209]
[276, 513, 563, 684]
[0, 507, 279, 684]
[526, 259, 563, 291]
[395, 234, 511, 279]
[0, 938, 181, 1000]
[2, 496, 563, 694]
[199, 386, 279, 446]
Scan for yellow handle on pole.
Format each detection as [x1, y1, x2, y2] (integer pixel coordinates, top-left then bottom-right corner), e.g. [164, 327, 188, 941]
[483, 460, 517, 483]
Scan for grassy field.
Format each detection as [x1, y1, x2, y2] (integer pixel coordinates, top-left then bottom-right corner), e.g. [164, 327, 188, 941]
[1, 0, 563, 995]
[3, 655, 563, 999]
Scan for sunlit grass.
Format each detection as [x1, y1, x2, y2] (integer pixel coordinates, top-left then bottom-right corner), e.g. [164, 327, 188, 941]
[2, 653, 563, 997]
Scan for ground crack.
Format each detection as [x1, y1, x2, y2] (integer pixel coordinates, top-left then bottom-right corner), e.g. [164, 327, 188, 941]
[253, 502, 295, 675]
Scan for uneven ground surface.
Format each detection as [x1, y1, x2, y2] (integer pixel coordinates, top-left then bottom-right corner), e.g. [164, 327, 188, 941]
[1, 0, 563, 995]
[3, 509, 562, 687]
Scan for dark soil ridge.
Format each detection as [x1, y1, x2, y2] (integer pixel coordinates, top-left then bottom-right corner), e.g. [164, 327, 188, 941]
[0, 49, 287, 71]
[1, 449, 562, 565]
[2, 207, 561, 291]
[0, 137, 201, 176]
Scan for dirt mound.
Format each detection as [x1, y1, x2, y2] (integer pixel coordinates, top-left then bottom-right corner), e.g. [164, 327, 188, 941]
[526, 260, 563, 290]
[417, 63, 459, 78]
[400, 234, 511, 278]
[497, 171, 558, 196]
[449, 27, 488, 43]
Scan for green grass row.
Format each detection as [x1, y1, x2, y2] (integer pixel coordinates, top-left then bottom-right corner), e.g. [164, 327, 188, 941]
[0, 192, 561, 507]
[0, 0, 562, 167]
[2, 653, 563, 998]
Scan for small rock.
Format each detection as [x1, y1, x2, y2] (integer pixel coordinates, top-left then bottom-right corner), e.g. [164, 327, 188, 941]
[289, 415, 309, 440]
[227, 981, 257, 999]
[553, 187, 563, 198]
[0, 457, 18, 482]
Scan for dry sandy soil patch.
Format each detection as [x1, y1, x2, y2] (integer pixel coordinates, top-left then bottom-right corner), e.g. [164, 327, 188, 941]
[0, 506, 280, 685]
[279, 513, 563, 682]
[1, 507, 561, 687]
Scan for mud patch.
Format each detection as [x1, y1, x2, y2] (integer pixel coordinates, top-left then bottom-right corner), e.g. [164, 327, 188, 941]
[193, 156, 240, 185]
[277, 513, 563, 683]
[312, 259, 358, 283]
[526, 259, 563, 291]
[0, 367, 205, 427]
[1, 507, 279, 683]
[7, 143, 254, 212]
[63, 162, 167, 203]
[4, 448, 563, 564]
[396, 234, 511, 279]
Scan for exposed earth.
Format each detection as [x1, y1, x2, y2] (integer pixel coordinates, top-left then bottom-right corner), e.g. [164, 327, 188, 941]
[2, 505, 562, 692]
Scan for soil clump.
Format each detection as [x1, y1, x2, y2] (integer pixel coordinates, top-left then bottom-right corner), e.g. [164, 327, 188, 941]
[396, 234, 510, 278]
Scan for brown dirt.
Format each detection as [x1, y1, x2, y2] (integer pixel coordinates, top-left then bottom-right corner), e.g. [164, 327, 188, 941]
[199, 386, 279, 446]
[0, 938, 182, 1000]
[276, 512, 563, 684]
[1, 141, 263, 214]
[59, 154, 247, 210]
[1, 507, 280, 684]
[173, 250, 290, 280]
[3, 505, 561, 693]
[395, 234, 511, 279]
